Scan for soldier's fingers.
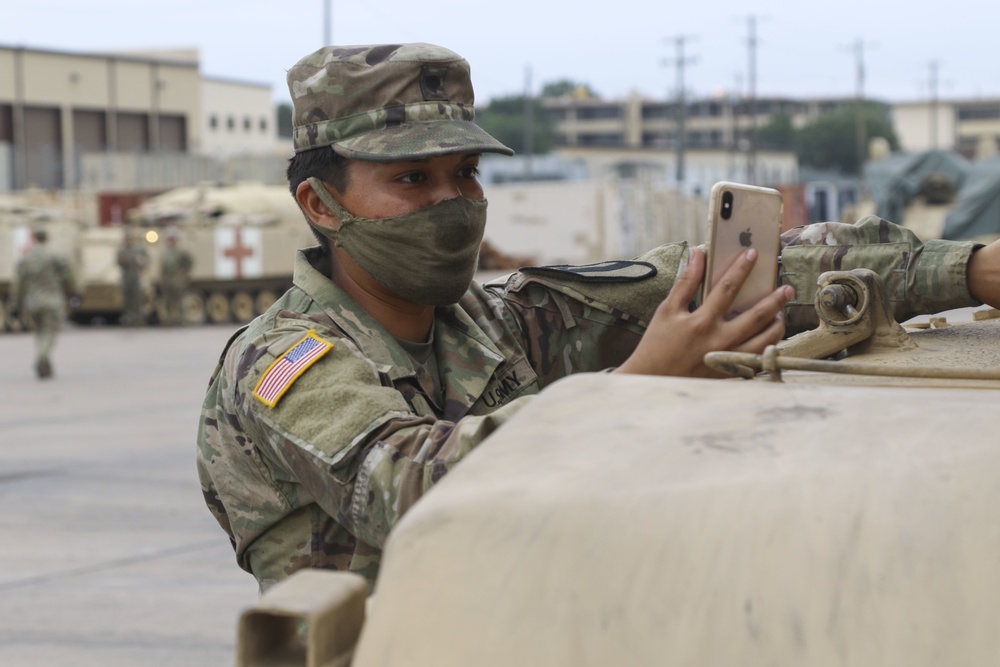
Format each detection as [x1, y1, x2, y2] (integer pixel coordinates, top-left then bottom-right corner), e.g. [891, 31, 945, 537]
[663, 246, 705, 312]
[729, 285, 794, 344]
[734, 312, 787, 353]
[702, 248, 757, 316]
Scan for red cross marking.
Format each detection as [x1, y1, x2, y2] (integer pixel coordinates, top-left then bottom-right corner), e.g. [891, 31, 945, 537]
[222, 228, 255, 279]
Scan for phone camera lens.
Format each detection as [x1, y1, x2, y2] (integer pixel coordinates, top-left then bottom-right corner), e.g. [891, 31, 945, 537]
[721, 191, 734, 220]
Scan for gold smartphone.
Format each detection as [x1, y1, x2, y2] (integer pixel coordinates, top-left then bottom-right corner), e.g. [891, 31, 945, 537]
[701, 181, 783, 318]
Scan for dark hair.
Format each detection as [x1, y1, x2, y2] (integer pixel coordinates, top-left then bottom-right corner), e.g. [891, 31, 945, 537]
[286, 147, 351, 251]
[33, 229, 48, 243]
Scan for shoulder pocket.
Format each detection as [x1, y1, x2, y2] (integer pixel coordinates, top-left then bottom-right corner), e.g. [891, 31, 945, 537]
[519, 260, 657, 283]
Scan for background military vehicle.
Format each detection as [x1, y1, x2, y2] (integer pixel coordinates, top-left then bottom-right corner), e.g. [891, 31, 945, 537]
[112, 181, 315, 325]
[233, 268, 1000, 667]
[0, 195, 81, 331]
[3, 182, 314, 329]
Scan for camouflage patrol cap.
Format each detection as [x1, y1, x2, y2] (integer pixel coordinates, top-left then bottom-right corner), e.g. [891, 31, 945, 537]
[287, 43, 514, 160]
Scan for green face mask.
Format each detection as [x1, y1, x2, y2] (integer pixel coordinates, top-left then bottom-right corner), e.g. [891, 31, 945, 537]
[307, 177, 487, 306]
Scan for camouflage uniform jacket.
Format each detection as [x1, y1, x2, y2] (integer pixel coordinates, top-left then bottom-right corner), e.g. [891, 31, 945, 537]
[196, 216, 981, 591]
[15, 246, 76, 313]
[160, 246, 193, 290]
[116, 244, 149, 281]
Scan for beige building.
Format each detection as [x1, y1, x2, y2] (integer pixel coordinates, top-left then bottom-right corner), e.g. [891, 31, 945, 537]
[892, 99, 1000, 159]
[0, 44, 278, 192]
[201, 76, 282, 158]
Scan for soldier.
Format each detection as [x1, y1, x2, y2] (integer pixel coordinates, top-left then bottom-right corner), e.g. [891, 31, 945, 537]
[13, 228, 78, 378]
[197, 43, 1000, 593]
[158, 229, 193, 326]
[117, 228, 149, 326]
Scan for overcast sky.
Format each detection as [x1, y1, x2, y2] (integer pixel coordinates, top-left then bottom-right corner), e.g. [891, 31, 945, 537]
[3, 0, 998, 107]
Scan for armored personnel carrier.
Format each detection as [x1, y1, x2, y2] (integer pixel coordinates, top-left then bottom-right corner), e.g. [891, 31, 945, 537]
[233, 268, 1000, 667]
[3, 183, 314, 329]
[108, 181, 315, 325]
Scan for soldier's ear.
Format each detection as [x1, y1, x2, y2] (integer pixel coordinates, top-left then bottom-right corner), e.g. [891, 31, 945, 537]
[295, 180, 342, 231]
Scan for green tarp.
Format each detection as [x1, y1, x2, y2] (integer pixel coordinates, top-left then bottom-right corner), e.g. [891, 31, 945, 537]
[942, 155, 1000, 240]
[864, 150, 970, 224]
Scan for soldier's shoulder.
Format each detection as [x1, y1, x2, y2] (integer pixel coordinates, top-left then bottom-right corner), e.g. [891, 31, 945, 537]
[223, 308, 373, 405]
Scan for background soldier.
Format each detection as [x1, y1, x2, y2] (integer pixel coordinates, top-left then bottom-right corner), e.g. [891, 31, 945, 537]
[159, 229, 193, 326]
[13, 228, 78, 378]
[117, 228, 149, 326]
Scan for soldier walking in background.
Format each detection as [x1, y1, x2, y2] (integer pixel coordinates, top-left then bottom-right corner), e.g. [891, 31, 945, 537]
[159, 229, 193, 326]
[13, 228, 78, 378]
[117, 228, 149, 326]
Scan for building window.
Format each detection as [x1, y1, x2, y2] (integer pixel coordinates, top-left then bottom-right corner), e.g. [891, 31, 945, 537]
[259, 117, 268, 132]
[244, 116, 252, 132]
[227, 116, 235, 131]
[642, 132, 671, 148]
[642, 104, 671, 119]
[209, 114, 218, 130]
[577, 106, 621, 120]
[579, 133, 622, 146]
[957, 106, 1000, 121]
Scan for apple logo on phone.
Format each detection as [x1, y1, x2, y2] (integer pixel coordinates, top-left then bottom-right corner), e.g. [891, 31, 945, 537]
[739, 228, 753, 248]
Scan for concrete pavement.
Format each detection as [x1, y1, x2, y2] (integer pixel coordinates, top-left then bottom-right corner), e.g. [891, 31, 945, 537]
[0, 324, 260, 666]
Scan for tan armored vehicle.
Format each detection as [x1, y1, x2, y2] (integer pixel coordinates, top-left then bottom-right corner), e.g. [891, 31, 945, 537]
[235, 268, 1000, 667]
[81, 181, 315, 325]
[0, 196, 80, 331]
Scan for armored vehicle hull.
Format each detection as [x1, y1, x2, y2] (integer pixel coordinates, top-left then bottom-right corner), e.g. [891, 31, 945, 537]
[235, 270, 1000, 667]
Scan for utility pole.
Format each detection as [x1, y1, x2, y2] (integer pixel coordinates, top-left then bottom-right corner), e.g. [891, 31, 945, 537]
[854, 38, 866, 174]
[523, 64, 534, 181]
[928, 60, 940, 149]
[663, 35, 697, 187]
[746, 15, 758, 184]
[843, 37, 876, 174]
[729, 73, 743, 180]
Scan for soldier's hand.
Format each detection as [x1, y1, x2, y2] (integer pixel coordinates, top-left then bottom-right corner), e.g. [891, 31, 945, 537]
[968, 239, 1000, 310]
[615, 246, 794, 378]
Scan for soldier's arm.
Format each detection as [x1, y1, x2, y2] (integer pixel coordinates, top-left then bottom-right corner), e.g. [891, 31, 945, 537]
[494, 243, 789, 380]
[779, 216, 984, 334]
[499, 216, 986, 379]
[58, 257, 79, 302]
[10, 263, 23, 313]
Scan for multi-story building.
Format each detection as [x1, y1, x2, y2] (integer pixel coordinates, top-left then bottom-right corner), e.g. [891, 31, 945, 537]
[0, 44, 279, 192]
[543, 91, 857, 153]
[539, 91, 863, 197]
[892, 99, 1000, 159]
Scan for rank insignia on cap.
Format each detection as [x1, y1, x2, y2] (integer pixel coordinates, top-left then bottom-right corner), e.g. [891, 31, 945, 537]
[253, 331, 334, 408]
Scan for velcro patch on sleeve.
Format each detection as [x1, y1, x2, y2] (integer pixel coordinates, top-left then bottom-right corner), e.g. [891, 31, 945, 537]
[253, 331, 334, 408]
[519, 260, 657, 283]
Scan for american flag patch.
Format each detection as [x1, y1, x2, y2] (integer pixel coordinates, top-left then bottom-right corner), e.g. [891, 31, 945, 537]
[253, 331, 333, 408]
